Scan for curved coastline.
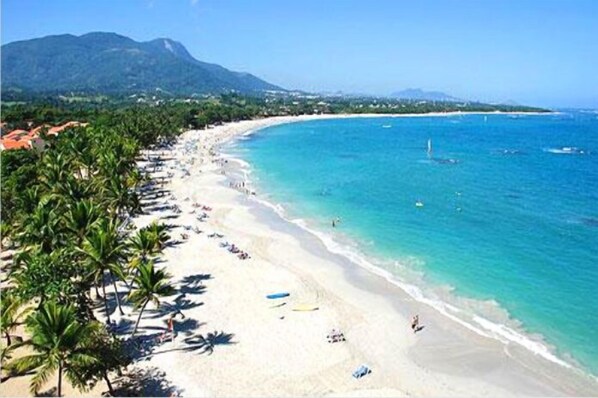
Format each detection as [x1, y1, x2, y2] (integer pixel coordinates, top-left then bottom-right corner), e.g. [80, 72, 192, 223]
[216, 114, 598, 387]
[133, 112, 597, 396]
[220, 114, 577, 371]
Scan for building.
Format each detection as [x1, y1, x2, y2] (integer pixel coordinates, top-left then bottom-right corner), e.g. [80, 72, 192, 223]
[0, 121, 87, 151]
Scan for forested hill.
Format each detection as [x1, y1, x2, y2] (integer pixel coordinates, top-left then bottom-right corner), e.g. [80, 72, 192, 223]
[1, 32, 284, 95]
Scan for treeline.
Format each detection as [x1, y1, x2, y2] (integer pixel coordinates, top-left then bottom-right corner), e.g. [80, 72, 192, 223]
[1, 93, 549, 133]
[1, 107, 186, 396]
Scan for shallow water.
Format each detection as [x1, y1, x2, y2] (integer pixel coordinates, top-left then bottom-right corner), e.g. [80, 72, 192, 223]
[227, 112, 598, 375]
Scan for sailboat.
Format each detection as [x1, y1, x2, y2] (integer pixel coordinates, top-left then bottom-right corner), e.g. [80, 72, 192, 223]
[427, 138, 432, 158]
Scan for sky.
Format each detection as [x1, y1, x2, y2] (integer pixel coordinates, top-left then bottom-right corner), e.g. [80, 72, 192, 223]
[2, 0, 598, 108]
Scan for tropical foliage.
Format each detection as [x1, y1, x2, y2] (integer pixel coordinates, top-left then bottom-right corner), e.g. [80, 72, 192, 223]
[8, 302, 99, 396]
[1, 102, 187, 395]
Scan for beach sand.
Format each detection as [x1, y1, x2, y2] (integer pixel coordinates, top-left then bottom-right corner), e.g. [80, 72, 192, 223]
[3, 114, 597, 397]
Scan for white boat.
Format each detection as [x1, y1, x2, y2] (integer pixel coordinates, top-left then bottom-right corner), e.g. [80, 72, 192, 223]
[427, 138, 432, 158]
[415, 200, 424, 208]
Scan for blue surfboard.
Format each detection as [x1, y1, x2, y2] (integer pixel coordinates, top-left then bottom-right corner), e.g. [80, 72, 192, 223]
[266, 292, 290, 299]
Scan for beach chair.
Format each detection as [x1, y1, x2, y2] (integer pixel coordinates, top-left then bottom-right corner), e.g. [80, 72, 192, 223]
[352, 364, 371, 379]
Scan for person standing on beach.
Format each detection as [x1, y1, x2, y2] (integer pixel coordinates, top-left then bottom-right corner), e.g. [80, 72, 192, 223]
[411, 315, 419, 332]
[167, 316, 175, 342]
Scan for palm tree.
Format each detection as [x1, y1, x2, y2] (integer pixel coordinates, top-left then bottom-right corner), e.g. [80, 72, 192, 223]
[101, 174, 140, 217]
[16, 186, 42, 218]
[143, 222, 170, 251]
[79, 219, 128, 321]
[8, 301, 99, 396]
[17, 201, 63, 253]
[38, 152, 73, 194]
[128, 261, 175, 337]
[0, 291, 31, 346]
[129, 229, 158, 269]
[63, 200, 101, 246]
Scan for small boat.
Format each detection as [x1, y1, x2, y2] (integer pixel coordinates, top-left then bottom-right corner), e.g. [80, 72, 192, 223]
[292, 304, 319, 311]
[266, 292, 290, 299]
[545, 147, 586, 155]
[382, 124, 392, 128]
[415, 201, 424, 208]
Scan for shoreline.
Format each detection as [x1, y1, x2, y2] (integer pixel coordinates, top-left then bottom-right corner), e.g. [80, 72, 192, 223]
[132, 113, 597, 396]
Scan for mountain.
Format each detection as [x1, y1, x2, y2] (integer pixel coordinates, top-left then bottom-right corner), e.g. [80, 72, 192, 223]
[390, 88, 462, 102]
[1, 32, 283, 95]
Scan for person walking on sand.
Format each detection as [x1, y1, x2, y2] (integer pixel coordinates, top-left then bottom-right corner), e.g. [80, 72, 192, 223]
[167, 315, 175, 342]
[411, 315, 419, 333]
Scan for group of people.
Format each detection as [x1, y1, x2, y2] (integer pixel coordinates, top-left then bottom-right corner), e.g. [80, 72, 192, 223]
[220, 242, 251, 260]
[191, 203, 212, 211]
[229, 181, 246, 189]
[229, 180, 255, 196]
[327, 328, 346, 343]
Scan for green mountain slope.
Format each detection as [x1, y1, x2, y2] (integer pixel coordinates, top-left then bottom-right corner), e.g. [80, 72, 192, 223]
[1, 32, 283, 94]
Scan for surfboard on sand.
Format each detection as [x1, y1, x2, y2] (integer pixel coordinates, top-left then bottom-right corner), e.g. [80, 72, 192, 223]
[266, 292, 290, 299]
[292, 304, 319, 312]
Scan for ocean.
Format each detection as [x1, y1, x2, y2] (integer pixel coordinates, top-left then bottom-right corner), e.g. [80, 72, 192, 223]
[225, 111, 598, 376]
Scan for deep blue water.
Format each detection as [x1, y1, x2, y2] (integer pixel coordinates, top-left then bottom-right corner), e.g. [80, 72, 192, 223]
[228, 112, 598, 374]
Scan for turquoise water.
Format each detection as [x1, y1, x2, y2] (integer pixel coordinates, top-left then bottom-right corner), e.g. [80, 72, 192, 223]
[229, 112, 598, 374]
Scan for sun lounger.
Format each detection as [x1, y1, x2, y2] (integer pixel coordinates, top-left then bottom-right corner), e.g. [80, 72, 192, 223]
[352, 364, 371, 379]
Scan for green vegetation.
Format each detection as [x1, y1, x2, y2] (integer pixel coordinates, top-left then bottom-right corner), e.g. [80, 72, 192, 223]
[1, 102, 188, 395]
[1, 32, 281, 95]
[9, 302, 100, 396]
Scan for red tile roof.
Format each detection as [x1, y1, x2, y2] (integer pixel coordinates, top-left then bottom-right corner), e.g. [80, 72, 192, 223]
[4, 129, 29, 140]
[1, 139, 31, 150]
[1, 121, 86, 150]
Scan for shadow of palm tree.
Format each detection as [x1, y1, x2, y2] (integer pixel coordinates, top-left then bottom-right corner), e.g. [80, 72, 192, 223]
[111, 317, 135, 334]
[145, 300, 204, 320]
[174, 318, 204, 335]
[149, 330, 236, 358]
[179, 273, 211, 295]
[192, 330, 236, 355]
[112, 366, 181, 397]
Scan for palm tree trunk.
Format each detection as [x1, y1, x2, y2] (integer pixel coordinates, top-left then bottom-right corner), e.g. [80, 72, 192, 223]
[101, 272, 111, 324]
[131, 300, 149, 337]
[103, 370, 114, 396]
[95, 283, 102, 300]
[57, 362, 63, 397]
[110, 271, 125, 315]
